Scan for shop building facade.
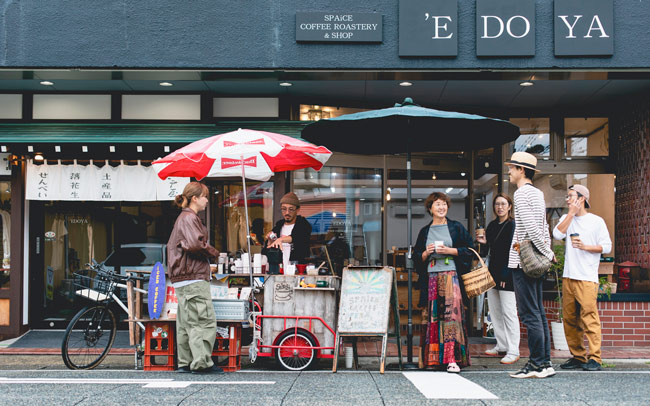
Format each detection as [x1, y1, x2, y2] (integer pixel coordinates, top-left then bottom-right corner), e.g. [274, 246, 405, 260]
[0, 1, 649, 344]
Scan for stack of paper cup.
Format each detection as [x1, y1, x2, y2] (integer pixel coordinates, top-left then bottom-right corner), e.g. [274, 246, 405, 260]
[241, 253, 251, 274]
[345, 347, 354, 369]
[253, 253, 262, 273]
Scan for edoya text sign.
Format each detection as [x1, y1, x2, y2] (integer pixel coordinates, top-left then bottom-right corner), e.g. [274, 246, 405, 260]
[399, 0, 458, 57]
[554, 0, 613, 56]
[476, 0, 535, 56]
[296, 12, 382, 42]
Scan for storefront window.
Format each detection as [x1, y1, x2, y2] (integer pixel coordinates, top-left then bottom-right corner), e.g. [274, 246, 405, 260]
[298, 105, 369, 121]
[510, 118, 550, 157]
[210, 181, 274, 254]
[528, 173, 616, 254]
[0, 180, 10, 289]
[564, 118, 609, 158]
[293, 167, 383, 271]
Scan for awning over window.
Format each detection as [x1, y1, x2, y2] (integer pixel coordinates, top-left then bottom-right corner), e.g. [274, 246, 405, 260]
[0, 122, 307, 144]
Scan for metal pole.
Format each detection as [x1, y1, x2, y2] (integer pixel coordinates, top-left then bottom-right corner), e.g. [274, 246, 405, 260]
[404, 145, 418, 369]
[241, 155, 254, 310]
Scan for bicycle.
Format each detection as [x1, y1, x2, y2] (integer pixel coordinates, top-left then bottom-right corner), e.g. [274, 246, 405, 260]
[61, 260, 148, 370]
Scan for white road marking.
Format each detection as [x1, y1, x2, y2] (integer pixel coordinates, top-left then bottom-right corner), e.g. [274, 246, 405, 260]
[403, 371, 498, 400]
[0, 377, 274, 388]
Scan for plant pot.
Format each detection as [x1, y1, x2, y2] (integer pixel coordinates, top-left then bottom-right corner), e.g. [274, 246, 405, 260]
[551, 321, 569, 351]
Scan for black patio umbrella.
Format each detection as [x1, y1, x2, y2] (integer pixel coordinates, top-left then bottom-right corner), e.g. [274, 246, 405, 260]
[302, 98, 520, 368]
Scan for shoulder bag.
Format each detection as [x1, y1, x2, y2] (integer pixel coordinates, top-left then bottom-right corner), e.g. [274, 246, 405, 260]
[518, 239, 552, 278]
[461, 248, 496, 298]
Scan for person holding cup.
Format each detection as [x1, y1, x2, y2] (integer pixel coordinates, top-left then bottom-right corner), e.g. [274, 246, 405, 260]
[553, 185, 611, 371]
[476, 194, 520, 364]
[414, 192, 473, 373]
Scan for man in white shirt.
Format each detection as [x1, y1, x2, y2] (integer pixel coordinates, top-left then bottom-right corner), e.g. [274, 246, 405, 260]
[553, 185, 612, 372]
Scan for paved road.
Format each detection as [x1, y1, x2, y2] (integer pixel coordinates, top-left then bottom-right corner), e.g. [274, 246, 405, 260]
[0, 366, 649, 405]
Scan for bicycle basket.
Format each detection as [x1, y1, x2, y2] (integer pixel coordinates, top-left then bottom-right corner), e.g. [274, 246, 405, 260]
[73, 267, 116, 302]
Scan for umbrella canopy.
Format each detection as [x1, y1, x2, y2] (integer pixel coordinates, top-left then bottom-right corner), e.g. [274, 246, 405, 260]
[153, 128, 332, 181]
[302, 98, 520, 154]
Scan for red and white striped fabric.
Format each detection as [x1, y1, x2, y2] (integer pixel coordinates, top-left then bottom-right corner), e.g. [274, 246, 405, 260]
[152, 128, 332, 181]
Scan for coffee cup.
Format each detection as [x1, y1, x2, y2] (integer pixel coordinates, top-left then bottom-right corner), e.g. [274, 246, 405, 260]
[570, 233, 580, 247]
[476, 228, 485, 238]
[434, 240, 444, 251]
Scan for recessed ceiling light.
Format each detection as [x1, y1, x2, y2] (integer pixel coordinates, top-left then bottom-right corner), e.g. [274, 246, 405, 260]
[399, 81, 413, 87]
[159, 82, 173, 87]
[137, 146, 143, 152]
[279, 82, 293, 87]
[164, 146, 170, 152]
[54, 145, 61, 152]
[0, 146, 6, 152]
[27, 146, 34, 152]
[520, 81, 534, 87]
[109, 146, 116, 153]
[460, 172, 466, 177]
[82, 145, 88, 152]
[40, 81, 54, 86]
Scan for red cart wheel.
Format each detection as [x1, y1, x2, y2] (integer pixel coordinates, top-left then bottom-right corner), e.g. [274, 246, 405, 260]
[274, 329, 319, 371]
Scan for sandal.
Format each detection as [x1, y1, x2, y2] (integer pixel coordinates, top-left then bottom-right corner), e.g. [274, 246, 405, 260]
[446, 363, 460, 373]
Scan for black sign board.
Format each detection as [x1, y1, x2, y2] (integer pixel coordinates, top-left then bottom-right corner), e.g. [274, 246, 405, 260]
[296, 12, 382, 42]
[554, 0, 613, 56]
[476, 0, 535, 57]
[399, 0, 458, 57]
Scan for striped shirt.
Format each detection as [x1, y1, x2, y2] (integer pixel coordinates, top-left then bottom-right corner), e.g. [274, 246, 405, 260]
[508, 183, 554, 268]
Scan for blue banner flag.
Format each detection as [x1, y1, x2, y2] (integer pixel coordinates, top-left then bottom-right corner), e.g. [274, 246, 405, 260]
[148, 262, 166, 319]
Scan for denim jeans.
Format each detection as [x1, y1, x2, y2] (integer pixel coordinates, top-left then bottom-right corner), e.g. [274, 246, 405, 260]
[512, 267, 550, 366]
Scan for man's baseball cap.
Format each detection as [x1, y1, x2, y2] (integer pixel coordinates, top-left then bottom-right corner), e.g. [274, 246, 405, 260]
[569, 185, 590, 208]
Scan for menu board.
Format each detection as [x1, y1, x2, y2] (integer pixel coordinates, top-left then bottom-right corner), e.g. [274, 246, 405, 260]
[337, 267, 393, 334]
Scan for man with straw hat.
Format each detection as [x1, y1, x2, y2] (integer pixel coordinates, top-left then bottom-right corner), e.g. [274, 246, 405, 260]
[505, 152, 556, 379]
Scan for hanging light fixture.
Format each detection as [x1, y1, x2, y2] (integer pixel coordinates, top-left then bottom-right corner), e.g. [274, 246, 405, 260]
[386, 187, 391, 201]
[431, 173, 437, 180]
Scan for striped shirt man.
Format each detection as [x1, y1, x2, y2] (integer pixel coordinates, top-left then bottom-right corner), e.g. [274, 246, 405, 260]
[508, 183, 554, 268]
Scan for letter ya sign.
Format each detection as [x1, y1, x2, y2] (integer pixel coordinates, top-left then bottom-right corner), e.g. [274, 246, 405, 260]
[476, 0, 535, 56]
[554, 0, 613, 56]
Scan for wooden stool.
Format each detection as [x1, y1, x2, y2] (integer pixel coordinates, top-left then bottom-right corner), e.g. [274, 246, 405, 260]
[143, 321, 177, 371]
[212, 323, 242, 372]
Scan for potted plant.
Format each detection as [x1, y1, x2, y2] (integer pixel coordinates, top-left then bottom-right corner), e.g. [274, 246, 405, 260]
[549, 245, 569, 350]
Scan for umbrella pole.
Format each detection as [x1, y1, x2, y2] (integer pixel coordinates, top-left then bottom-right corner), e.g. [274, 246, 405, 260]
[240, 156, 254, 311]
[404, 148, 418, 369]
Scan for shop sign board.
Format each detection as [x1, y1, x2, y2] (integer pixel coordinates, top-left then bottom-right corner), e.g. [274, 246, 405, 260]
[337, 267, 392, 334]
[476, 0, 536, 56]
[554, 0, 613, 56]
[399, 0, 458, 57]
[296, 12, 382, 42]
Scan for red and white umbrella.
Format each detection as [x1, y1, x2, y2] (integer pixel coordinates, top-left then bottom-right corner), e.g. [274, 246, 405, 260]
[152, 128, 332, 289]
[152, 128, 332, 181]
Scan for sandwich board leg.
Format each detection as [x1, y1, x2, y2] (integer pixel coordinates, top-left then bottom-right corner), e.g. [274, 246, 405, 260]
[332, 332, 340, 373]
[380, 333, 388, 374]
[352, 336, 359, 370]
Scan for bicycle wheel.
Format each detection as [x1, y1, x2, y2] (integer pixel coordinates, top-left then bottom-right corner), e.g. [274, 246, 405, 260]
[61, 305, 117, 370]
[274, 328, 319, 371]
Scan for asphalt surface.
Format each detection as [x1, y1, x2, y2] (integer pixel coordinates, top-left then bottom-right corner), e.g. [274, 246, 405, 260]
[1, 355, 649, 405]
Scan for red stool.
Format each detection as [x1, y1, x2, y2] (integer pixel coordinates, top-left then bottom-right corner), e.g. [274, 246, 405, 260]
[212, 323, 242, 372]
[143, 321, 177, 371]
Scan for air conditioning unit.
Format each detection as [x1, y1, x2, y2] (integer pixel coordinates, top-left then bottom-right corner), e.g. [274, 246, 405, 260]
[392, 205, 425, 218]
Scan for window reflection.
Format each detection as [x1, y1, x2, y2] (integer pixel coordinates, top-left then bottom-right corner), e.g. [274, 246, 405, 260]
[564, 118, 609, 157]
[510, 118, 550, 157]
[293, 167, 383, 272]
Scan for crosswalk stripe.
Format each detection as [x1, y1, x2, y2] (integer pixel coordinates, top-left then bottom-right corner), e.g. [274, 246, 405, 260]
[0, 377, 275, 388]
[403, 371, 498, 399]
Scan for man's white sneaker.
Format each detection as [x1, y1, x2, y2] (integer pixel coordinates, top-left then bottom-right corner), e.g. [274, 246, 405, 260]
[484, 347, 504, 356]
[500, 354, 520, 364]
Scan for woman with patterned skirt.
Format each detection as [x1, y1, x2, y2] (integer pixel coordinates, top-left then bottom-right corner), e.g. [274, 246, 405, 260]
[414, 192, 473, 373]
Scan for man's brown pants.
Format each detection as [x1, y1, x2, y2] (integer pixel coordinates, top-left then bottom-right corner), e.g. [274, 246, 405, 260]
[562, 278, 602, 363]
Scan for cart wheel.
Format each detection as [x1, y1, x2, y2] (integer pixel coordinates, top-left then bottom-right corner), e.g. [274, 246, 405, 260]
[274, 329, 319, 371]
